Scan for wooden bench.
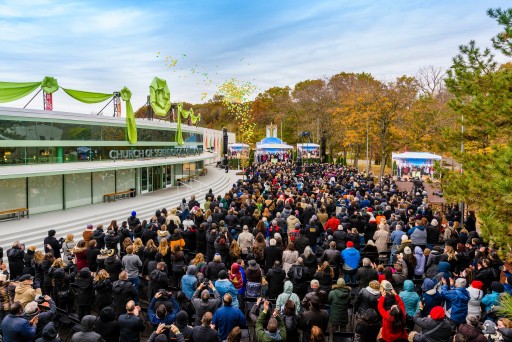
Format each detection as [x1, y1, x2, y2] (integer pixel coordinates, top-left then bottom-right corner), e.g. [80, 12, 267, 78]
[103, 189, 135, 203]
[199, 168, 207, 176]
[176, 176, 191, 184]
[0, 208, 29, 221]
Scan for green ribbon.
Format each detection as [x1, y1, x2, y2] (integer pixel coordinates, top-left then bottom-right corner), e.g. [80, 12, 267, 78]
[175, 103, 201, 146]
[61, 87, 113, 104]
[120, 87, 137, 144]
[41, 76, 59, 94]
[149, 77, 171, 116]
[0, 81, 41, 103]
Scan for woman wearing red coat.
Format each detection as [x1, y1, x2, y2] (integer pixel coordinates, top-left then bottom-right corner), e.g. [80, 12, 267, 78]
[72, 240, 88, 271]
[377, 291, 408, 342]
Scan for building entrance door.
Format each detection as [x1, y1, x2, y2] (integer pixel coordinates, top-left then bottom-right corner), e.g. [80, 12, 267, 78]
[152, 166, 162, 191]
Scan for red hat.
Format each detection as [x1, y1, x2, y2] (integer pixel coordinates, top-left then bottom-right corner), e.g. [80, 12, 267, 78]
[471, 280, 484, 290]
[367, 208, 372, 212]
[346, 241, 354, 248]
[430, 306, 445, 320]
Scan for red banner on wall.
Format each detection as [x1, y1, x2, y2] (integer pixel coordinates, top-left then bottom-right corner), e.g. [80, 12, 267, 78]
[44, 93, 53, 111]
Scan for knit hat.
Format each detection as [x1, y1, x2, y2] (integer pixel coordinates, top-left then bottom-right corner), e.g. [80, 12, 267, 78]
[367, 208, 372, 212]
[430, 306, 445, 320]
[369, 280, 380, 290]
[86, 224, 93, 229]
[421, 278, 435, 292]
[471, 280, 484, 290]
[455, 278, 467, 288]
[482, 320, 497, 334]
[346, 241, 354, 248]
[491, 281, 505, 293]
[401, 235, 409, 242]
[404, 247, 412, 255]
[131, 211, 136, 217]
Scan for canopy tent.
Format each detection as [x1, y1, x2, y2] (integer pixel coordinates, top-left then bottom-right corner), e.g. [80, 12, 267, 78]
[392, 151, 442, 178]
[297, 143, 320, 158]
[256, 137, 293, 162]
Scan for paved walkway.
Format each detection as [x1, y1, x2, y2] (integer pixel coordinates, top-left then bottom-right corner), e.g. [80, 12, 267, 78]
[0, 166, 241, 252]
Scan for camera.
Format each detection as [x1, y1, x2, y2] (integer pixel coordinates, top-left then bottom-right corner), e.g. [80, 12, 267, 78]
[203, 278, 210, 287]
[59, 237, 65, 243]
[35, 295, 46, 304]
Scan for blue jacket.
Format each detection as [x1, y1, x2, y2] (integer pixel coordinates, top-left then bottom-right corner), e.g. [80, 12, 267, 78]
[399, 280, 420, 317]
[239, 267, 247, 295]
[441, 285, 470, 323]
[1, 314, 36, 342]
[390, 230, 405, 245]
[482, 291, 501, 312]
[408, 226, 427, 245]
[341, 247, 360, 270]
[148, 297, 180, 329]
[212, 305, 247, 340]
[215, 279, 239, 308]
[181, 273, 198, 300]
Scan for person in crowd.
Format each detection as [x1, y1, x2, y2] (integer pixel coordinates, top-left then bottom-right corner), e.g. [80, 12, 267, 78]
[354, 280, 381, 315]
[147, 291, 180, 329]
[118, 300, 145, 342]
[212, 294, 247, 341]
[354, 257, 378, 289]
[301, 246, 318, 275]
[34, 322, 60, 342]
[299, 295, 328, 342]
[302, 280, 327, 311]
[192, 312, 219, 342]
[255, 300, 286, 342]
[14, 274, 42, 309]
[341, 241, 360, 283]
[399, 279, 421, 331]
[287, 257, 310, 298]
[191, 281, 221, 326]
[467, 280, 484, 319]
[95, 306, 119, 341]
[71, 315, 103, 342]
[354, 308, 381, 342]
[93, 269, 113, 311]
[122, 245, 142, 304]
[75, 267, 94, 319]
[282, 242, 299, 275]
[246, 259, 264, 298]
[420, 278, 443, 318]
[321, 241, 341, 279]
[7, 241, 25, 281]
[181, 265, 198, 300]
[215, 270, 239, 308]
[457, 314, 487, 342]
[328, 278, 351, 332]
[264, 239, 283, 273]
[205, 253, 227, 282]
[377, 290, 408, 342]
[266, 260, 286, 299]
[409, 305, 452, 341]
[44, 230, 63, 259]
[276, 281, 301, 314]
[441, 277, 471, 330]
[112, 271, 138, 317]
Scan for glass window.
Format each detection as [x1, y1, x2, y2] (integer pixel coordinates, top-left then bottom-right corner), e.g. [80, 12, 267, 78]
[141, 167, 148, 192]
[28, 175, 63, 214]
[116, 169, 135, 191]
[92, 171, 115, 203]
[65, 173, 91, 208]
[0, 178, 26, 210]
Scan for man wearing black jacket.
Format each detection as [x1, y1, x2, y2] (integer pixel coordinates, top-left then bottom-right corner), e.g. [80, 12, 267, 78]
[118, 300, 145, 342]
[43, 230, 63, 259]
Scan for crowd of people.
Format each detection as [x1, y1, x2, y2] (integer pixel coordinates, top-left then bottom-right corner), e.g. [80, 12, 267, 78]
[0, 160, 509, 342]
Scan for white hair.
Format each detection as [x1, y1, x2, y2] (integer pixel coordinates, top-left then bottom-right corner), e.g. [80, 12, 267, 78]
[24, 301, 38, 314]
[269, 239, 276, 246]
[303, 246, 313, 257]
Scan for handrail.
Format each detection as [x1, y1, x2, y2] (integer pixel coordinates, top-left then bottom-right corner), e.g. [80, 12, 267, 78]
[177, 180, 194, 195]
[190, 178, 207, 194]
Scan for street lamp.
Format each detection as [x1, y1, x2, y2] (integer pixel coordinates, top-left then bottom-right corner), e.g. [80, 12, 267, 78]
[236, 152, 241, 171]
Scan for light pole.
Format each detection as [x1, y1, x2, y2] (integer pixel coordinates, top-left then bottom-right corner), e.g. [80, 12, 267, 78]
[236, 152, 241, 171]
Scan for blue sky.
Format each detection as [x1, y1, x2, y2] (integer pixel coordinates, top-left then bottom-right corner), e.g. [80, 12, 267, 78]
[0, 0, 508, 114]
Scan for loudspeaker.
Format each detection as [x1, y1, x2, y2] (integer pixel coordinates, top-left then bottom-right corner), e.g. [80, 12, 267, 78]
[295, 160, 302, 174]
[222, 128, 228, 156]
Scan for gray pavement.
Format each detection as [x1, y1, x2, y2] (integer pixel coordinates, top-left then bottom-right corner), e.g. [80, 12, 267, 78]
[0, 165, 241, 254]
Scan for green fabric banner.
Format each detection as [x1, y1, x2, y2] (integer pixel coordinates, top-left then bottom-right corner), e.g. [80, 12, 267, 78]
[120, 87, 137, 144]
[149, 77, 171, 116]
[175, 103, 201, 145]
[41, 76, 59, 94]
[0, 81, 41, 103]
[61, 87, 113, 104]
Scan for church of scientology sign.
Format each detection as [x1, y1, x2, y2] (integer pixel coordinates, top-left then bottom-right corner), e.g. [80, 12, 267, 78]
[109, 147, 202, 160]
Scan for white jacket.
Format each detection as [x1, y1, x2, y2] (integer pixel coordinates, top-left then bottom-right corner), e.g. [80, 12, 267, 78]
[467, 286, 484, 318]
